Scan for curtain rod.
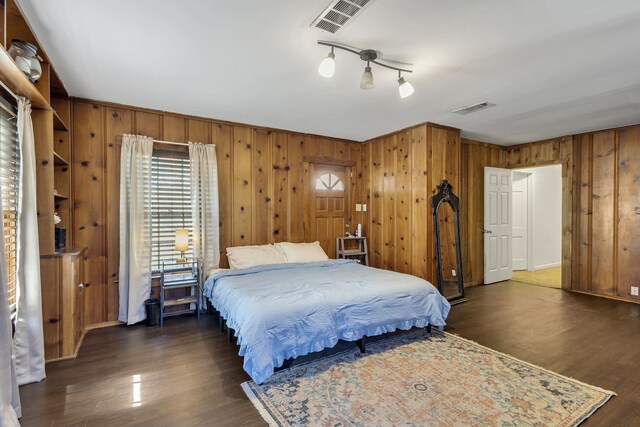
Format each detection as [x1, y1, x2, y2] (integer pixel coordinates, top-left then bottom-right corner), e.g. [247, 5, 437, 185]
[116, 135, 188, 146]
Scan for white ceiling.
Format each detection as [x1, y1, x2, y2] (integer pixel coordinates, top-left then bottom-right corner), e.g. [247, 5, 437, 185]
[17, 0, 640, 144]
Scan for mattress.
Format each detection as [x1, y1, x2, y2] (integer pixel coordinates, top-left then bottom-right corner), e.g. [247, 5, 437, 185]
[204, 259, 451, 384]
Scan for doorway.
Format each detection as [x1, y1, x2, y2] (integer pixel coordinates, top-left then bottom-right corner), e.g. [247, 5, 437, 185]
[309, 163, 350, 258]
[511, 165, 562, 288]
[483, 165, 563, 288]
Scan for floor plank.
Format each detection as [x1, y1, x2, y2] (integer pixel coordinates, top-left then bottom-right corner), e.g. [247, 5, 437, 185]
[19, 281, 640, 426]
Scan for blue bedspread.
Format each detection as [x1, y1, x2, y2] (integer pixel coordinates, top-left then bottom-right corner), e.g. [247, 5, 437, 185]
[204, 259, 450, 384]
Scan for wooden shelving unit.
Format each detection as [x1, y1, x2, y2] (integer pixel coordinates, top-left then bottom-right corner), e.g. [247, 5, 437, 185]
[0, 0, 84, 361]
[53, 110, 68, 131]
[53, 150, 68, 166]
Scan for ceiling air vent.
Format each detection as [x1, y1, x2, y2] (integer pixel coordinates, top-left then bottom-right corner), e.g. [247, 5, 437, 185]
[311, 0, 376, 34]
[451, 101, 496, 115]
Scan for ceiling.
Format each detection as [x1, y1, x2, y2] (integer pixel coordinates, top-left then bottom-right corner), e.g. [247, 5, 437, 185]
[17, 0, 640, 144]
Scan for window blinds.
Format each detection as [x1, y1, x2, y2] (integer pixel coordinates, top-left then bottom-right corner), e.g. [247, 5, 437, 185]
[0, 101, 19, 312]
[150, 152, 193, 271]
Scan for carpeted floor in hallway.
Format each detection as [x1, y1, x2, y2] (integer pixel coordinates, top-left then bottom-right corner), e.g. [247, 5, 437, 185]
[512, 266, 561, 288]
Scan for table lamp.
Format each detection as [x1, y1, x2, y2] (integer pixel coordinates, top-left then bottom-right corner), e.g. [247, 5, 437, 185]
[175, 229, 189, 263]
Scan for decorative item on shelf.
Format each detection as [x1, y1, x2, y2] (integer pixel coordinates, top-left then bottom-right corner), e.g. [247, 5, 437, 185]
[54, 212, 61, 225]
[175, 229, 189, 263]
[7, 40, 42, 83]
[55, 226, 66, 250]
[355, 224, 362, 237]
[317, 40, 414, 98]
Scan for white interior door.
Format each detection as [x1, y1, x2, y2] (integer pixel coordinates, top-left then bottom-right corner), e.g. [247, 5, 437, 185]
[512, 171, 529, 271]
[484, 167, 513, 284]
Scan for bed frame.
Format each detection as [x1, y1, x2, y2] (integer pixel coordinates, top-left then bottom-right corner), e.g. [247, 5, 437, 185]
[211, 306, 431, 370]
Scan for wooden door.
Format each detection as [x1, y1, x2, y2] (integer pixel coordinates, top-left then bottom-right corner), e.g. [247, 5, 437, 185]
[40, 257, 61, 360]
[484, 167, 513, 284]
[310, 164, 350, 258]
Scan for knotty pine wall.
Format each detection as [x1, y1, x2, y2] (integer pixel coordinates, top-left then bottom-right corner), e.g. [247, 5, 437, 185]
[459, 139, 505, 286]
[572, 125, 640, 302]
[70, 96, 640, 326]
[360, 123, 460, 283]
[71, 99, 364, 326]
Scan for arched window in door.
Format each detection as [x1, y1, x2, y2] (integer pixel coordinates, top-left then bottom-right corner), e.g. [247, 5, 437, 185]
[315, 173, 344, 191]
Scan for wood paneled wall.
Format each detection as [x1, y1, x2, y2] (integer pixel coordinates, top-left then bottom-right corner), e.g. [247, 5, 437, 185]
[572, 125, 640, 301]
[71, 99, 363, 325]
[361, 123, 460, 283]
[459, 139, 505, 286]
[71, 96, 640, 326]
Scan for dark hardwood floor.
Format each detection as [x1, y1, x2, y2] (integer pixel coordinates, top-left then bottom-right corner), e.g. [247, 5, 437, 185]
[19, 281, 640, 426]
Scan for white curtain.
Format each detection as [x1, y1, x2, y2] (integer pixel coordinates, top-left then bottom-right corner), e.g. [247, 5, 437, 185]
[189, 143, 220, 273]
[0, 181, 20, 426]
[119, 134, 153, 325]
[14, 98, 45, 386]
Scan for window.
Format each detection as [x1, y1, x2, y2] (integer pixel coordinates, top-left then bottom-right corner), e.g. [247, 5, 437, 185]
[150, 152, 193, 271]
[315, 173, 344, 191]
[0, 99, 19, 312]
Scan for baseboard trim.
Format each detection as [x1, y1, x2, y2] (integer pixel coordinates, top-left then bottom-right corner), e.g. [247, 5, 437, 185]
[569, 290, 640, 305]
[533, 262, 561, 271]
[85, 320, 123, 331]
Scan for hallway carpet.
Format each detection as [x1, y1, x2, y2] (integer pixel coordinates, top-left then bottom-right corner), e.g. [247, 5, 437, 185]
[512, 266, 561, 288]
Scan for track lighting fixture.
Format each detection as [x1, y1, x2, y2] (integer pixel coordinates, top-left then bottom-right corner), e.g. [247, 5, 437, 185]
[318, 47, 335, 78]
[317, 40, 414, 98]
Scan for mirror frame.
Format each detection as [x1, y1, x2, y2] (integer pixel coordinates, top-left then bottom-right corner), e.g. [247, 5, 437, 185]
[431, 179, 467, 305]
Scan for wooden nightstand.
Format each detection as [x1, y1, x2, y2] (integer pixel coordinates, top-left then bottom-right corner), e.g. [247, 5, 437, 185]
[336, 236, 369, 266]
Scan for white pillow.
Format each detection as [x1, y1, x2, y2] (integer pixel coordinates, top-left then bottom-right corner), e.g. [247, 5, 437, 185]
[276, 241, 329, 263]
[226, 244, 287, 270]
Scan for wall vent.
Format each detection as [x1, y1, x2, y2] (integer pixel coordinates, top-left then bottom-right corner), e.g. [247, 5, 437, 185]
[311, 0, 375, 34]
[451, 101, 496, 115]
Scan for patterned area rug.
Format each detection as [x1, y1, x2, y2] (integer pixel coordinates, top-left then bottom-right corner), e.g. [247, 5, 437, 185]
[242, 329, 614, 427]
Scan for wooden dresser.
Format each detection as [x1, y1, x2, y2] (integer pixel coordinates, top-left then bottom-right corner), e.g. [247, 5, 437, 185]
[40, 246, 87, 361]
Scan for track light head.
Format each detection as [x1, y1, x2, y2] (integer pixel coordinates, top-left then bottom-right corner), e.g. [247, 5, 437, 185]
[398, 75, 414, 99]
[318, 49, 336, 78]
[360, 64, 374, 90]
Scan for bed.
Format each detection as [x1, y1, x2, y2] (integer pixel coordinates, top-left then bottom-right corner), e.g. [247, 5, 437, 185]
[204, 258, 451, 384]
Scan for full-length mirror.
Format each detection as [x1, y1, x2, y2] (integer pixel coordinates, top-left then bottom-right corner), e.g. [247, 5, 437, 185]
[431, 179, 466, 305]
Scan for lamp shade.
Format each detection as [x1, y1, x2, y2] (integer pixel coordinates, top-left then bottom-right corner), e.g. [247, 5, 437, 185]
[360, 66, 374, 90]
[398, 76, 415, 99]
[318, 51, 335, 78]
[175, 229, 189, 252]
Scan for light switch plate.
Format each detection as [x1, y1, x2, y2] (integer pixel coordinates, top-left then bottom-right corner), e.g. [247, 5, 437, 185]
[362, 204, 367, 212]
[355, 204, 362, 212]
[631, 286, 639, 297]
